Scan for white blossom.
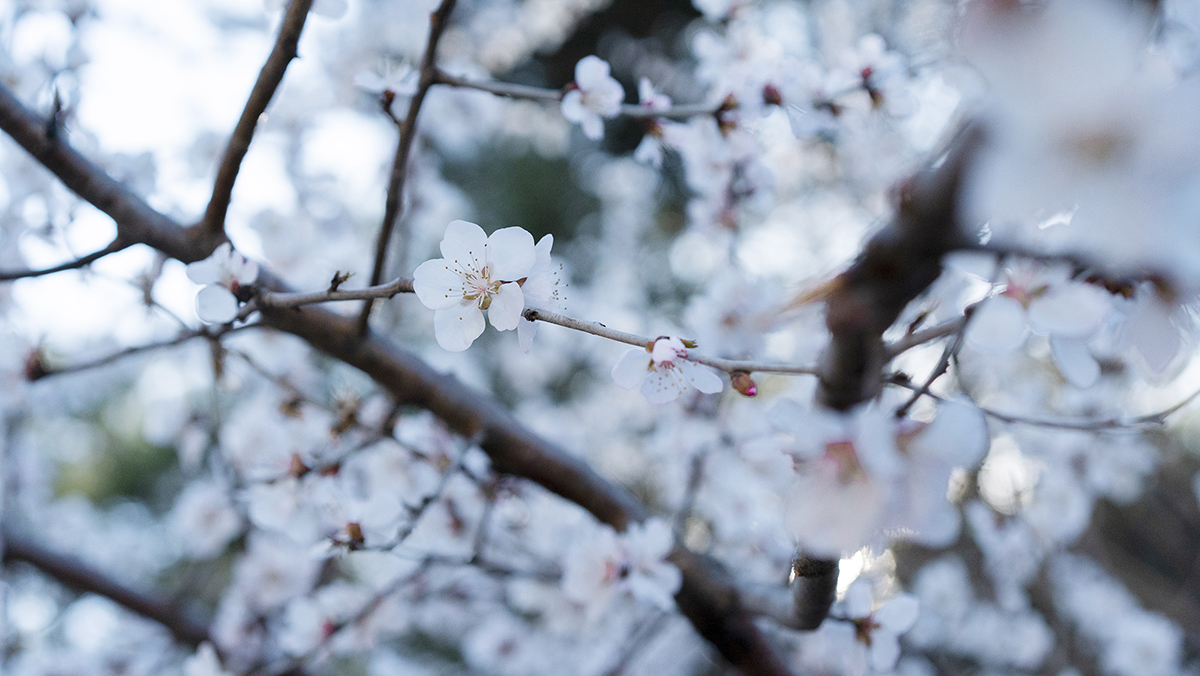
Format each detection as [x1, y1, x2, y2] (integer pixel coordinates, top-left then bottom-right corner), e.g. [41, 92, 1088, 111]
[843, 579, 921, 672]
[560, 56, 625, 140]
[171, 479, 242, 559]
[186, 243, 258, 324]
[561, 518, 682, 618]
[610, 336, 724, 403]
[516, 234, 566, 353]
[413, 220, 536, 351]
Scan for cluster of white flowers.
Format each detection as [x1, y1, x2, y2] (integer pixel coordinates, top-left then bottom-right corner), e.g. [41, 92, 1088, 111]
[561, 518, 682, 618]
[773, 400, 989, 557]
[8, 1, 1200, 676]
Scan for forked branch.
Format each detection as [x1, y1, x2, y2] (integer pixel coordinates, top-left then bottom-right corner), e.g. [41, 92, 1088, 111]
[201, 0, 316, 238]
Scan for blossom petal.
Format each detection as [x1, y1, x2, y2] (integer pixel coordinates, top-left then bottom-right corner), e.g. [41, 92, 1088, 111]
[1028, 283, 1110, 338]
[196, 285, 238, 324]
[235, 259, 259, 285]
[679, 361, 724, 394]
[876, 593, 920, 633]
[433, 303, 485, 352]
[628, 564, 681, 611]
[486, 227, 536, 281]
[1120, 291, 1185, 380]
[574, 55, 612, 89]
[611, 348, 652, 389]
[186, 257, 222, 285]
[844, 579, 874, 618]
[869, 633, 903, 672]
[580, 114, 604, 140]
[413, 259, 467, 310]
[517, 319, 538, 354]
[641, 365, 687, 404]
[1050, 336, 1101, 388]
[910, 400, 988, 466]
[560, 90, 586, 123]
[966, 295, 1028, 353]
[440, 220, 488, 273]
[487, 282, 525, 331]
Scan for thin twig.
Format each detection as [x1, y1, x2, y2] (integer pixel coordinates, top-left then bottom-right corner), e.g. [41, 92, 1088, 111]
[894, 305, 978, 418]
[202, 0, 315, 238]
[244, 276, 414, 319]
[884, 316, 966, 360]
[434, 70, 563, 102]
[886, 374, 1200, 431]
[34, 324, 256, 380]
[0, 239, 128, 281]
[522, 308, 819, 376]
[434, 70, 722, 120]
[358, 0, 458, 335]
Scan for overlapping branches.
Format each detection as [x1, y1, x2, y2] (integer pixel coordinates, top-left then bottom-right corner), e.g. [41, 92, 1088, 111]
[0, 78, 795, 676]
[358, 0, 458, 334]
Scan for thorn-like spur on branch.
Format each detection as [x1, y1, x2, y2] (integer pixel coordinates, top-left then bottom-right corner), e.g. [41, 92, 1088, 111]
[358, 0, 459, 336]
[432, 70, 723, 120]
[523, 308, 820, 376]
[2, 527, 212, 647]
[0, 80, 798, 676]
[0, 238, 129, 281]
[202, 0, 316, 239]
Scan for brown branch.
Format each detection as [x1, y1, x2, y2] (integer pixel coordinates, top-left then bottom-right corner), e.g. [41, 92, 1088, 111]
[792, 123, 986, 630]
[357, 0, 458, 335]
[2, 528, 212, 647]
[201, 0, 315, 239]
[0, 80, 797, 676]
[0, 239, 129, 281]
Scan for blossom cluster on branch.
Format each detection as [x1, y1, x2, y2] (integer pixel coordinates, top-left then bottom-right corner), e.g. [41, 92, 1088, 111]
[3, 1, 1200, 676]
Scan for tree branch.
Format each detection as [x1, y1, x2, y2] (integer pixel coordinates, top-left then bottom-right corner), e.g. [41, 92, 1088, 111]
[523, 308, 819, 376]
[433, 70, 722, 120]
[0, 80, 797, 676]
[886, 374, 1200, 431]
[244, 275, 414, 318]
[2, 528, 212, 647]
[0, 239, 129, 281]
[358, 0, 458, 335]
[33, 324, 255, 380]
[201, 0, 315, 238]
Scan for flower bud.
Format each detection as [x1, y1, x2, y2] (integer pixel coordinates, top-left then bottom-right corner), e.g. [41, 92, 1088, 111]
[731, 371, 758, 397]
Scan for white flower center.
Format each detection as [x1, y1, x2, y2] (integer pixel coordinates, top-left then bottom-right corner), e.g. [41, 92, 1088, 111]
[461, 263, 502, 309]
